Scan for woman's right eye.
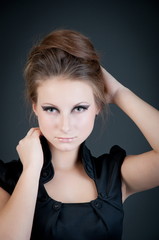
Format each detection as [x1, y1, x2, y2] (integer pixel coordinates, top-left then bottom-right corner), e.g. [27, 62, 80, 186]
[41, 106, 58, 113]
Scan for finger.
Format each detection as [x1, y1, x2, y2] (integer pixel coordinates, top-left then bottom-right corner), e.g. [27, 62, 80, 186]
[32, 129, 42, 137]
[26, 127, 40, 136]
[17, 139, 22, 147]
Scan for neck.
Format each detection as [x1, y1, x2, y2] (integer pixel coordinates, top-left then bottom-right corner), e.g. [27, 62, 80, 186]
[50, 146, 81, 171]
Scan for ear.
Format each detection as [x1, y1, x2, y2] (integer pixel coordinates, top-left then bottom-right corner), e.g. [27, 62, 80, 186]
[32, 102, 38, 116]
[95, 106, 101, 116]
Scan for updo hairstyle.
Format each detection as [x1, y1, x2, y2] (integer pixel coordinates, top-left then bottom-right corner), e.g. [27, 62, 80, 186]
[24, 29, 107, 111]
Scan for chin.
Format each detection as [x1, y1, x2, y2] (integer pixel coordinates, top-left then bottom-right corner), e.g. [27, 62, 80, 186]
[50, 141, 80, 153]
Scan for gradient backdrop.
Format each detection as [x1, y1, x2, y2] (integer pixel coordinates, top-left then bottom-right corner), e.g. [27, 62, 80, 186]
[0, 1, 159, 239]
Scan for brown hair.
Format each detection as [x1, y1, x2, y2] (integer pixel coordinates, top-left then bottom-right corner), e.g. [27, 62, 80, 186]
[24, 29, 107, 111]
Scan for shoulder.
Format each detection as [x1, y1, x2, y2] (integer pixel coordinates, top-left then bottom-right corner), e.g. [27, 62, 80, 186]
[82, 143, 126, 183]
[0, 159, 23, 194]
[91, 145, 126, 181]
[94, 145, 126, 169]
[91, 145, 126, 201]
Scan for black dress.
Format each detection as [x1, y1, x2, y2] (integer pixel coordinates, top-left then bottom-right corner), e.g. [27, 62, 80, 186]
[0, 139, 126, 240]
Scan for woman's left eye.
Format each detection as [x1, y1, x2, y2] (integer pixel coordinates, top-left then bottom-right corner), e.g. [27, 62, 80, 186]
[74, 106, 89, 112]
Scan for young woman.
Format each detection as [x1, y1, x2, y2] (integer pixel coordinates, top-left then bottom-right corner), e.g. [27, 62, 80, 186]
[0, 29, 158, 240]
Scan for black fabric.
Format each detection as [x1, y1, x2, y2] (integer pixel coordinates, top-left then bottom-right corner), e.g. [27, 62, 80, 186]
[0, 139, 126, 240]
[0, 159, 22, 194]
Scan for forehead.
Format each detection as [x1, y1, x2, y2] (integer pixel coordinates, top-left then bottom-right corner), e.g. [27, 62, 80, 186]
[36, 77, 95, 104]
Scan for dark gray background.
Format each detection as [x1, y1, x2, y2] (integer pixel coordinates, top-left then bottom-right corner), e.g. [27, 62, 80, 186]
[0, 0, 159, 239]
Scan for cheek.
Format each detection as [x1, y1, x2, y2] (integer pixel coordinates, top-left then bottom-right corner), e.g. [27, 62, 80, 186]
[78, 113, 96, 132]
[37, 114, 57, 132]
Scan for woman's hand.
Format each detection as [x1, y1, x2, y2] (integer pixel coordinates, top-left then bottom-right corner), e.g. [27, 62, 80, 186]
[0, 128, 44, 240]
[16, 128, 44, 171]
[101, 66, 126, 104]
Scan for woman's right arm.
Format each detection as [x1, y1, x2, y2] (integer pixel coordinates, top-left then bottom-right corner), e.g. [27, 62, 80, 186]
[0, 128, 44, 240]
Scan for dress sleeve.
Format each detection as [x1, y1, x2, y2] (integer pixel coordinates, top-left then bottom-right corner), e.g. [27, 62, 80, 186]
[0, 159, 23, 194]
[93, 145, 126, 203]
[109, 145, 126, 167]
[106, 145, 126, 200]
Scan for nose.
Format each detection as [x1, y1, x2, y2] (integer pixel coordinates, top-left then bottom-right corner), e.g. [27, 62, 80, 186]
[60, 114, 71, 133]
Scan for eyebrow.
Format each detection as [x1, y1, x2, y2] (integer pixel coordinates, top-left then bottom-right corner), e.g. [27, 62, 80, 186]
[41, 102, 90, 108]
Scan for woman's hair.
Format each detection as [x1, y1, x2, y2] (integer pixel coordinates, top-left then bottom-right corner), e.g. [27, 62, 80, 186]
[24, 29, 107, 111]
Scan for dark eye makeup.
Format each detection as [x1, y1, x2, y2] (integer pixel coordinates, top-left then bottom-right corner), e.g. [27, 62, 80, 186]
[73, 105, 90, 112]
[41, 105, 90, 113]
[41, 106, 58, 112]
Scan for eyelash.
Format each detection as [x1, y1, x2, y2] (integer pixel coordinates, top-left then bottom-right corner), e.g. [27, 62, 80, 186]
[42, 106, 58, 113]
[74, 106, 89, 112]
[41, 105, 89, 113]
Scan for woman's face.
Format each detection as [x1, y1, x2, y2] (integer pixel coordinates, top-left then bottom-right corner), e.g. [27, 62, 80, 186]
[33, 76, 99, 153]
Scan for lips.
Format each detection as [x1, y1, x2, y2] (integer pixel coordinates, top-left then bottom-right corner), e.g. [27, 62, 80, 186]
[56, 137, 76, 143]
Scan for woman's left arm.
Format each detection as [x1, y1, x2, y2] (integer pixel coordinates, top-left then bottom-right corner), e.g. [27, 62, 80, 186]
[102, 67, 159, 199]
